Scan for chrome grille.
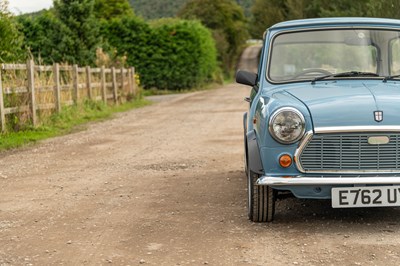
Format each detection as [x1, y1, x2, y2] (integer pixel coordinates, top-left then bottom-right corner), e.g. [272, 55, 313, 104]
[299, 133, 400, 172]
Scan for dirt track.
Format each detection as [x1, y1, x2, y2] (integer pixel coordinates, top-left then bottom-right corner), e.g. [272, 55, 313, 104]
[1, 84, 400, 265]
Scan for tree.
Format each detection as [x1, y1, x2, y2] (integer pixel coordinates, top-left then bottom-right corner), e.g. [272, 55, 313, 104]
[311, 0, 369, 17]
[179, 0, 248, 76]
[249, 0, 371, 38]
[53, 0, 101, 65]
[250, 0, 286, 38]
[0, 1, 23, 62]
[94, 0, 134, 20]
[367, 0, 400, 18]
[129, 0, 188, 20]
[18, 11, 68, 64]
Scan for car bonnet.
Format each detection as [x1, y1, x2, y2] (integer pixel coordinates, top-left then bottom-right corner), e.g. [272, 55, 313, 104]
[281, 81, 400, 128]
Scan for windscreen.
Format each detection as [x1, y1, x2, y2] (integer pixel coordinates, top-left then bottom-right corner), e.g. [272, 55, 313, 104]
[268, 29, 400, 83]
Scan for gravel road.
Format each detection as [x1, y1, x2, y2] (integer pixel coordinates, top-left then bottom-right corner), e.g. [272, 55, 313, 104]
[1, 84, 400, 265]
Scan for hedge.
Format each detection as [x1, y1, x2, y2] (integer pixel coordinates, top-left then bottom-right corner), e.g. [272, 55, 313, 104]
[102, 17, 218, 90]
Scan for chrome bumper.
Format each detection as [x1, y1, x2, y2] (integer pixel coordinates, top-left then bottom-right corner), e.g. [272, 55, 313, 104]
[257, 175, 400, 186]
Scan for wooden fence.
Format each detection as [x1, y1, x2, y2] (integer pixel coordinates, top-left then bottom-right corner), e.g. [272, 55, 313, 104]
[0, 60, 137, 132]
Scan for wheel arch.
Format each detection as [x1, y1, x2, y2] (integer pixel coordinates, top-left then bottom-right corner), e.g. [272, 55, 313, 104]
[246, 129, 264, 175]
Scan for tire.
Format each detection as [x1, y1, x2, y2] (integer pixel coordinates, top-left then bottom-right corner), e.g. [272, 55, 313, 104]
[247, 169, 276, 222]
[244, 137, 249, 174]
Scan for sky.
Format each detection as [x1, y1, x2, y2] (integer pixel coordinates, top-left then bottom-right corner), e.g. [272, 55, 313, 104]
[8, 0, 53, 14]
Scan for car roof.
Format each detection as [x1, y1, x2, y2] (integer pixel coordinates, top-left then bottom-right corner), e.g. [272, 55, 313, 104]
[269, 17, 400, 31]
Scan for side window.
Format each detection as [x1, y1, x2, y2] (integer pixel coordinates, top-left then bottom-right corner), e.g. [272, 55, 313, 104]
[390, 39, 400, 75]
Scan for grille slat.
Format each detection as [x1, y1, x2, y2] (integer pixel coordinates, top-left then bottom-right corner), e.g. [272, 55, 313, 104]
[299, 133, 400, 172]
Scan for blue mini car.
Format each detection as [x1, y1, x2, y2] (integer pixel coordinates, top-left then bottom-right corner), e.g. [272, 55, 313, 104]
[237, 18, 400, 222]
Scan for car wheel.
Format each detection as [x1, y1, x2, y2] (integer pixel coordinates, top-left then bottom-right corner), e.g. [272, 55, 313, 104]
[247, 169, 276, 222]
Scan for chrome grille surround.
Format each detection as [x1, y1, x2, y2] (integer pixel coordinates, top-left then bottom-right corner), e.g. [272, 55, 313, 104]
[294, 126, 400, 174]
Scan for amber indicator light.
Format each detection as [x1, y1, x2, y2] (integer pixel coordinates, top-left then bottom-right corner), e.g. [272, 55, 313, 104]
[279, 154, 292, 168]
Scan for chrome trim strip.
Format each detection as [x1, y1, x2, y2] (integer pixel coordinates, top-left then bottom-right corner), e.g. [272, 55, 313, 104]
[257, 176, 400, 186]
[315, 126, 400, 134]
[294, 130, 313, 173]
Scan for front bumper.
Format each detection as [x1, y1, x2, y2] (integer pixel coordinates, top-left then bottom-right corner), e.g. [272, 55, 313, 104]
[257, 175, 400, 186]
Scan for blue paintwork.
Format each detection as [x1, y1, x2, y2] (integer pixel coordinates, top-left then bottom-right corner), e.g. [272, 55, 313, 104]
[282, 80, 400, 128]
[245, 18, 400, 199]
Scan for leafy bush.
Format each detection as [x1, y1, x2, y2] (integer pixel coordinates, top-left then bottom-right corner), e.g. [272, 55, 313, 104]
[103, 17, 218, 90]
[17, 11, 67, 64]
[179, 0, 249, 77]
[0, 3, 24, 62]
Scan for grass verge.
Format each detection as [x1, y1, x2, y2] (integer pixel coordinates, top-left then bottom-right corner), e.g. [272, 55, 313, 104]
[0, 98, 151, 151]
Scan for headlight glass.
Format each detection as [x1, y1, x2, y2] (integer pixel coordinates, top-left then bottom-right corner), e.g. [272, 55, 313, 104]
[269, 107, 305, 144]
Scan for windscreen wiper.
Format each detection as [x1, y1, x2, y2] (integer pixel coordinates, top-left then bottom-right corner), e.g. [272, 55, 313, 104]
[311, 71, 379, 85]
[382, 74, 400, 83]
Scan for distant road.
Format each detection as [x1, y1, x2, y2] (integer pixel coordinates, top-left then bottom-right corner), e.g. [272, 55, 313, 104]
[236, 44, 262, 73]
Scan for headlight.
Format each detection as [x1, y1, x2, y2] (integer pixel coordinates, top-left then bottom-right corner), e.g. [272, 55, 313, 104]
[269, 107, 305, 144]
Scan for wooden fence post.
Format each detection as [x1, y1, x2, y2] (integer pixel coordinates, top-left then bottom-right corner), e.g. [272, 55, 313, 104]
[86, 66, 92, 100]
[131, 67, 137, 97]
[127, 68, 132, 96]
[101, 66, 107, 103]
[111, 67, 118, 104]
[53, 63, 61, 113]
[0, 66, 6, 132]
[73, 64, 79, 104]
[27, 59, 37, 127]
[120, 67, 124, 97]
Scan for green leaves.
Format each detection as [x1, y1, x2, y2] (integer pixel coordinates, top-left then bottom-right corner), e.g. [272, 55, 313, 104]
[102, 17, 218, 90]
[179, 0, 249, 77]
[94, 0, 134, 20]
[0, 4, 23, 63]
[53, 0, 100, 65]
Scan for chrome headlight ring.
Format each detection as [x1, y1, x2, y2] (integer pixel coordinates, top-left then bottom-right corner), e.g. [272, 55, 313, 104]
[268, 107, 306, 144]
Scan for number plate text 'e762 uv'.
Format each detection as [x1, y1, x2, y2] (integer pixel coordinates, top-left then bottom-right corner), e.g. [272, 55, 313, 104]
[331, 186, 400, 208]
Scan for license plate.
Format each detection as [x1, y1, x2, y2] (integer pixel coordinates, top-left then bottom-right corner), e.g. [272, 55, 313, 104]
[332, 186, 400, 208]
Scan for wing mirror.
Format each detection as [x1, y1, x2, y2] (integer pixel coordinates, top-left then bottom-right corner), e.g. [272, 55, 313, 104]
[236, 70, 258, 87]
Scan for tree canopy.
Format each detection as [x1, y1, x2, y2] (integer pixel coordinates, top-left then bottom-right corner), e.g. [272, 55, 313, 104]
[250, 0, 400, 38]
[0, 1, 23, 62]
[53, 0, 101, 65]
[94, 0, 134, 20]
[179, 0, 248, 76]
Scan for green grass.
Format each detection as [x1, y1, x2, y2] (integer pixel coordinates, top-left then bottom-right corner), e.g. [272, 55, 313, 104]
[0, 98, 151, 151]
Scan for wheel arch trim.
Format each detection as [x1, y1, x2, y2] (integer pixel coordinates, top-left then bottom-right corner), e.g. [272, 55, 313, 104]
[246, 130, 264, 175]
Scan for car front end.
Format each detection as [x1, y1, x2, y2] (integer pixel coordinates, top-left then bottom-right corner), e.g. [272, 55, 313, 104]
[237, 18, 400, 222]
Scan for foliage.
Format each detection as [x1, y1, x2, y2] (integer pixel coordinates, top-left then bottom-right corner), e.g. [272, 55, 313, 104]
[17, 11, 67, 64]
[129, 0, 254, 20]
[53, 0, 101, 65]
[99, 15, 152, 76]
[367, 0, 400, 18]
[102, 17, 217, 90]
[148, 19, 218, 89]
[310, 0, 369, 17]
[179, 0, 248, 77]
[95, 47, 127, 68]
[129, 0, 188, 20]
[0, 1, 24, 62]
[249, 0, 383, 38]
[235, 0, 254, 17]
[250, 0, 286, 38]
[94, 0, 134, 20]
